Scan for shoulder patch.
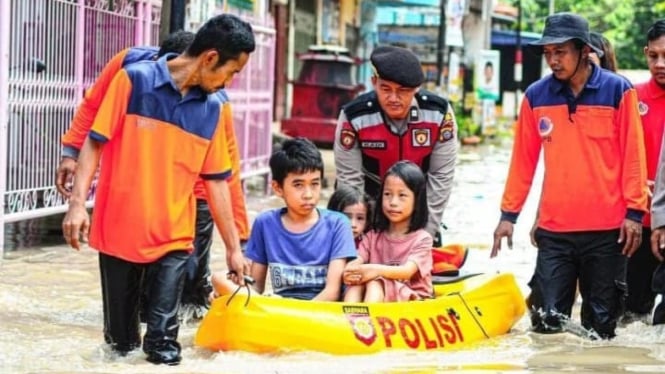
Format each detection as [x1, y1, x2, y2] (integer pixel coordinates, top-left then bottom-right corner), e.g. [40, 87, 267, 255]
[343, 92, 380, 120]
[340, 128, 357, 150]
[438, 112, 455, 143]
[415, 89, 449, 113]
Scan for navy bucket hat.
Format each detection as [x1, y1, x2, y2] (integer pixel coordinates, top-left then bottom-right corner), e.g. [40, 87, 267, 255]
[527, 12, 604, 57]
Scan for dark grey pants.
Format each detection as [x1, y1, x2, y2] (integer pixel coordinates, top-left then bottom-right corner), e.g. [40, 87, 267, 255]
[99, 250, 188, 355]
[626, 228, 660, 315]
[532, 228, 626, 339]
[181, 199, 214, 307]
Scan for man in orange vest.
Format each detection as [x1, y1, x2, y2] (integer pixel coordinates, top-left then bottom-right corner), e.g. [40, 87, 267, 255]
[492, 13, 647, 339]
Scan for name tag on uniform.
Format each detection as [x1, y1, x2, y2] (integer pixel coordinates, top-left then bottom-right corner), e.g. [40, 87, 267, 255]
[360, 141, 387, 149]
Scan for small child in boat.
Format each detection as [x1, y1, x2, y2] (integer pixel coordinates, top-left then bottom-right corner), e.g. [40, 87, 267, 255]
[327, 185, 372, 248]
[343, 160, 433, 303]
[211, 137, 357, 301]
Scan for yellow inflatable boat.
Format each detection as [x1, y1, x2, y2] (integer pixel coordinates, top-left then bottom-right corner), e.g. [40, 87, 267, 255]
[195, 273, 525, 355]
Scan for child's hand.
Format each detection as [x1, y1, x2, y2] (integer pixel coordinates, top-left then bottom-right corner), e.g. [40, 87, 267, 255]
[343, 263, 362, 285]
[357, 265, 380, 283]
[343, 270, 361, 285]
[343, 264, 378, 285]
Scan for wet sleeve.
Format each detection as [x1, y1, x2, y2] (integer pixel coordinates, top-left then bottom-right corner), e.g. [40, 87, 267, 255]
[425, 105, 458, 237]
[406, 231, 434, 278]
[223, 103, 250, 240]
[89, 69, 132, 143]
[499, 96, 542, 223]
[618, 88, 648, 222]
[62, 49, 129, 157]
[200, 105, 232, 180]
[652, 131, 665, 229]
[333, 111, 364, 191]
[329, 213, 358, 261]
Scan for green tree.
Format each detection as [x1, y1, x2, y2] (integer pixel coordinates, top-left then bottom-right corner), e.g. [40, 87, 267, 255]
[511, 0, 665, 69]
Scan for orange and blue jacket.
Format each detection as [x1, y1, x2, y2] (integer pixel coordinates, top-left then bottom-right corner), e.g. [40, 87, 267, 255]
[501, 65, 647, 231]
[61, 47, 249, 241]
[89, 56, 233, 262]
[636, 78, 665, 228]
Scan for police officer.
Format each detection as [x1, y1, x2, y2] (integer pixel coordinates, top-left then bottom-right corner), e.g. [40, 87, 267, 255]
[333, 46, 458, 246]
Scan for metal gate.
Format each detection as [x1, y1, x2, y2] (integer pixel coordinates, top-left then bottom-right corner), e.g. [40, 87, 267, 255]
[0, 0, 276, 253]
[0, 0, 161, 251]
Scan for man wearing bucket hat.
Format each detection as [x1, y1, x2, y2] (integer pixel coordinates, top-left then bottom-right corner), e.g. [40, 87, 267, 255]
[333, 46, 458, 250]
[491, 12, 647, 339]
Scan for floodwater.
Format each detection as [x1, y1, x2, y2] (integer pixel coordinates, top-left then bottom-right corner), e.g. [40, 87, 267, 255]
[2, 145, 665, 373]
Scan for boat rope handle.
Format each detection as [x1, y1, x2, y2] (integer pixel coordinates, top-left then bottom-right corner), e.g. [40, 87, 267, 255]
[454, 292, 490, 339]
[226, 273, 256, 307]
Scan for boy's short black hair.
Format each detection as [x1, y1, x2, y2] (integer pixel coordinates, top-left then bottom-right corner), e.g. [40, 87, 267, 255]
[158, 30, 195, 57]
[186, 14, 256, 67]
[647, 20, 665, 43]
[373, 160, 428, 233]
[270, 138, 323, 185]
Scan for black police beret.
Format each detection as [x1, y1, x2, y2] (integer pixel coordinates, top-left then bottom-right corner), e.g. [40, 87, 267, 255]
[370, 46, 424, 88]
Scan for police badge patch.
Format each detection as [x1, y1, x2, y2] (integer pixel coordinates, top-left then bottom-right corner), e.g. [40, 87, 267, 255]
[412, 129, 431, 147]
[439, 123, 454, 143]
[340, 128, 356, 150]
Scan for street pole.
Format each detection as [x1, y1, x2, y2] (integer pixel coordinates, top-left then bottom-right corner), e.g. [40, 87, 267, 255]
[514, 0, 522, 119]
[436, 0, 447, 94]
[170, 0, 186, 32]
[549, 0, 555, 15]
[159, 0, 172, 43]
[0, 0, 10, 257]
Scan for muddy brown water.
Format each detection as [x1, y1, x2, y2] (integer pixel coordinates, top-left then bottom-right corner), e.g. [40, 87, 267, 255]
[2, 146, 664, 373]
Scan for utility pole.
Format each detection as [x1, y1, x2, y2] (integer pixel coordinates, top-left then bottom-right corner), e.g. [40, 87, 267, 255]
[170, 0, 186, 32]
[159, 0, 172, 43]
[514, 0, 522, 119]
[436, 0, 447, 93]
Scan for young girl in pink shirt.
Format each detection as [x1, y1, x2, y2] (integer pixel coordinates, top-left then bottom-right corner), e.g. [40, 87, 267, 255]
[343, 161, 433, 302]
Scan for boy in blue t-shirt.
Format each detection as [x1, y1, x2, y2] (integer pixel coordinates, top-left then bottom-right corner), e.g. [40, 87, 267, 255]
[212, 138, 357, 301]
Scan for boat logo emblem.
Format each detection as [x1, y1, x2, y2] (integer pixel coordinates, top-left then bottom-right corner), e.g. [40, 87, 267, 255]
[343, 306, 377, 346]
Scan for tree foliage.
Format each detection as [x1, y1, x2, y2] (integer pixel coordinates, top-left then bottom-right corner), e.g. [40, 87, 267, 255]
[511, 0, 665, 69]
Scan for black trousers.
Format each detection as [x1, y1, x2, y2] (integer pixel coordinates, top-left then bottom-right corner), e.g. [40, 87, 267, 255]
[532, 228, 626, 339]
[99, 250, 188, 354]
[626, 228, 659, 314]
[181, 199, 215, 307]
